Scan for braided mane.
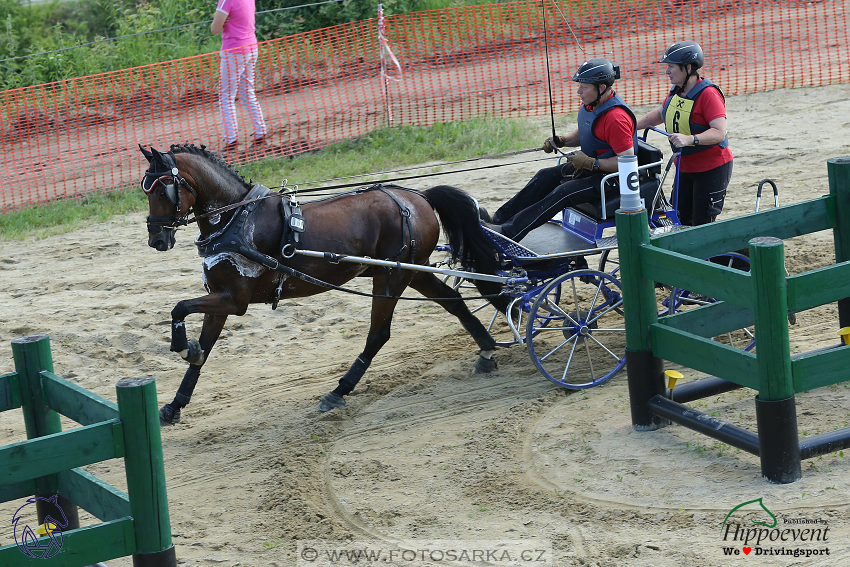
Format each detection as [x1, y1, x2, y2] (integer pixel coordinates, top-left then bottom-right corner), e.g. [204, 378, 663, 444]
[169, 143, 252, 190]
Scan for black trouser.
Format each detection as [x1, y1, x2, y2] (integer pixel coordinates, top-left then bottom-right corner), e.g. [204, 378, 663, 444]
[492, 164, 607, 241]
[676, 160, 733, 226]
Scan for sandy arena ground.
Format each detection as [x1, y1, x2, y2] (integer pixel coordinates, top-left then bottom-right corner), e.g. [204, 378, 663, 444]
[2, 84, 850, 566]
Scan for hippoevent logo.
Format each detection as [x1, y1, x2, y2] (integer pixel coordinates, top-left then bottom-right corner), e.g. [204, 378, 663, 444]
[12, 495, 68, 558]
[720, 498, 830, 558]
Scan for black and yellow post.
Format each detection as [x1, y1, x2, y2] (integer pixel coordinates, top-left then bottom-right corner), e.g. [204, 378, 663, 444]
[830, 157, 850, 327]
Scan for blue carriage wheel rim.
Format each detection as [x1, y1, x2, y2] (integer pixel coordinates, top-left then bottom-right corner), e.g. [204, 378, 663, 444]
[526, 269, 626, 389]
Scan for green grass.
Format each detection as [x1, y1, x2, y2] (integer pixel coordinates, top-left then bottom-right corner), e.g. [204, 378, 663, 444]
[0, 115, 553, 240]
[240, 116, 548, 188]
[0, 187, 148, 241]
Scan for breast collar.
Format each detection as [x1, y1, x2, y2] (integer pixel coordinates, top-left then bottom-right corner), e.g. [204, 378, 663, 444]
[195, 184, 271, 258]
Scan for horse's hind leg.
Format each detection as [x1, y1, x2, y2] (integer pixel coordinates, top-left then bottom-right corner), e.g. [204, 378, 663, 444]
[318, 273, 411, 412]
[408, 272, 499, 373]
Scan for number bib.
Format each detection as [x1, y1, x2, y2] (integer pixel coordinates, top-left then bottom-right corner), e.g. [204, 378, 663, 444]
[664, 94, 695, 137]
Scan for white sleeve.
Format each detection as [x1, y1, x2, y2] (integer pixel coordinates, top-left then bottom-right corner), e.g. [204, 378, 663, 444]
[216, 0, 230, 15]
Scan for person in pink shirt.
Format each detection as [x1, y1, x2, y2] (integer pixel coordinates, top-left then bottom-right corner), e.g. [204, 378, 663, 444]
[211, 0, 267, 152]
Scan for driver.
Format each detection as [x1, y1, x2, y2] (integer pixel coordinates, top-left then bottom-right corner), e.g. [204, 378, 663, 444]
[485, 57, 637, 241]
[634, 41, 733, 226]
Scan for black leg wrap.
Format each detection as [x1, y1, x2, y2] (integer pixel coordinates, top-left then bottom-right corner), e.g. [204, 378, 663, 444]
[170, 321, 188, 352]
[332, 355, 372, 396]
[173, 365, 201, 408]
[461, 318, 497, 351]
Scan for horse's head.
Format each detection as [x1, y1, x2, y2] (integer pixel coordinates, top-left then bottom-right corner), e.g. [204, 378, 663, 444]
[139, 145, 198, 251]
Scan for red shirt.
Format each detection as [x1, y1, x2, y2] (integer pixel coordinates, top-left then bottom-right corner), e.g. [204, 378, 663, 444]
[665, 80, 734, 173]
[591, 106, 636, 156]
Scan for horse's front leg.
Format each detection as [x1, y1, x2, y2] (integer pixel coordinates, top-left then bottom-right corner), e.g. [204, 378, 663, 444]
[161, 292, 247, 425]
[170, 292, 246, 361]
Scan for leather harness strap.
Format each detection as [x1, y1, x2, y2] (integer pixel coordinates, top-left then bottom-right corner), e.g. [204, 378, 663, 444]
[194, 183, 437, 309]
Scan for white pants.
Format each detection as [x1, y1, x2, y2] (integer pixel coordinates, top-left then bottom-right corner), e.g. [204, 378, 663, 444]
[219, 48, 266, 144]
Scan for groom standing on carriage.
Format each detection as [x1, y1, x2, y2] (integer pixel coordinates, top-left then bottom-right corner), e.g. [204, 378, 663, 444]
[484, 58, 637, 242]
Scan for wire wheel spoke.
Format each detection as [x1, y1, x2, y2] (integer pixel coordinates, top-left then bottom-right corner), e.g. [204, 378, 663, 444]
[527, 270, 626, 389]
[541, 335, 577, 362]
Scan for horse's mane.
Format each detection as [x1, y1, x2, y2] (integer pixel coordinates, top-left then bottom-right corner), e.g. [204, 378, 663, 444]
[169, 144, 252, 191]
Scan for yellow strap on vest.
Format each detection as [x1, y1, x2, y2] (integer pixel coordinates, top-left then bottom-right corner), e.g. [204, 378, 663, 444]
[665, 94, 696, 142]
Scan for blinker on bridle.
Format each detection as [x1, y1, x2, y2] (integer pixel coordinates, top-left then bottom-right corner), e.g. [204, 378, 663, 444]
[142, 152, 198, 234]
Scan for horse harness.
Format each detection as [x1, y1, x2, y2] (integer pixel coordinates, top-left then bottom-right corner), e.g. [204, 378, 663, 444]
[194, 183, 421, 309]
[142, 151, 198, 233]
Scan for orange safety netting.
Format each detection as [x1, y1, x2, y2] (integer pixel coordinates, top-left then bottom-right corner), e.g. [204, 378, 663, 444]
[1, 0, 847, 212]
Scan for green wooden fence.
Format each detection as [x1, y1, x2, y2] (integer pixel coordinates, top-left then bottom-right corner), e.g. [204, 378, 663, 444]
[616, 157, 850, 483]
[0, 335, 176, 566]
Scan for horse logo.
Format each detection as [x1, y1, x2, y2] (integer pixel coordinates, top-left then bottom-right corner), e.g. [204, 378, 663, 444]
[12, 495, 68, 558]
[721, 497, 777, 533]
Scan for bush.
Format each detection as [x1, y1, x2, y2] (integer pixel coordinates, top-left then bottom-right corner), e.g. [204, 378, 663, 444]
[0, 0, 482, 90]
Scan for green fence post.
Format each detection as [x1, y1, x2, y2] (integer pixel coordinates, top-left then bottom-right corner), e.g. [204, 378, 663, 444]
[616, 208, 667, 430]
[10, 335, 81, 530]
[116, 377, 177, 567]
[748, 237, 801, 483]
[829, 157, 850, 327]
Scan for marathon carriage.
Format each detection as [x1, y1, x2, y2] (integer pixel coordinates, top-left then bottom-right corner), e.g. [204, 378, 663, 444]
[440, 129, 760, 389]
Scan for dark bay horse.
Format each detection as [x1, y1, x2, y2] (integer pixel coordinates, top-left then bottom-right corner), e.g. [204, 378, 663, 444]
[140, 144, 503, 424]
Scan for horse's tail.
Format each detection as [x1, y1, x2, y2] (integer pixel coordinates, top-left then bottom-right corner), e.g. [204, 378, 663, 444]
[423, 185, 499, 275]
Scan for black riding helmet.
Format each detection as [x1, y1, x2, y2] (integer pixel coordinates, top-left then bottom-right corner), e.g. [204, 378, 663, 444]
[660, 41, 704, 93]
[571, 57, 621, 86]
[659, 40, 704, 69]
[572, 57, 620, 107]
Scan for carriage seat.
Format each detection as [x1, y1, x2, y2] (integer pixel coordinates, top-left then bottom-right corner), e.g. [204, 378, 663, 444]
[569, 139, 663, 222]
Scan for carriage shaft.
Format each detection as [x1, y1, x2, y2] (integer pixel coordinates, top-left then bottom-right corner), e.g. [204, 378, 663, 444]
[293, 249, 514, 284]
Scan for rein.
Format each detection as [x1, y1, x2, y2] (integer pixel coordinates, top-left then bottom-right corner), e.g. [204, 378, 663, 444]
[271, 152, 554, 195]
[290, 147, 543, 192]
[158, 151, 556, 228]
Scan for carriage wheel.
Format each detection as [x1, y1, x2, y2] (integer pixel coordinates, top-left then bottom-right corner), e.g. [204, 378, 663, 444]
[597, 249, 623, 314]
[597, 249, 619, 277]
[526, 270, 626, 389]
[663, 252, 756, 351]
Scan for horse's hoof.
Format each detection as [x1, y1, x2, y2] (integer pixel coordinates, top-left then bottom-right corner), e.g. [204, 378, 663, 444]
[184, 338, 205, 365]
[160, 403, 182, 426]
[473, 355, 498, 374]
[318, 392, 346, 412]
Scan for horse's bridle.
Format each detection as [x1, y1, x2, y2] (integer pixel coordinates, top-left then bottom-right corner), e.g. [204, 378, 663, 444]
[141, 152, 198, 233]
